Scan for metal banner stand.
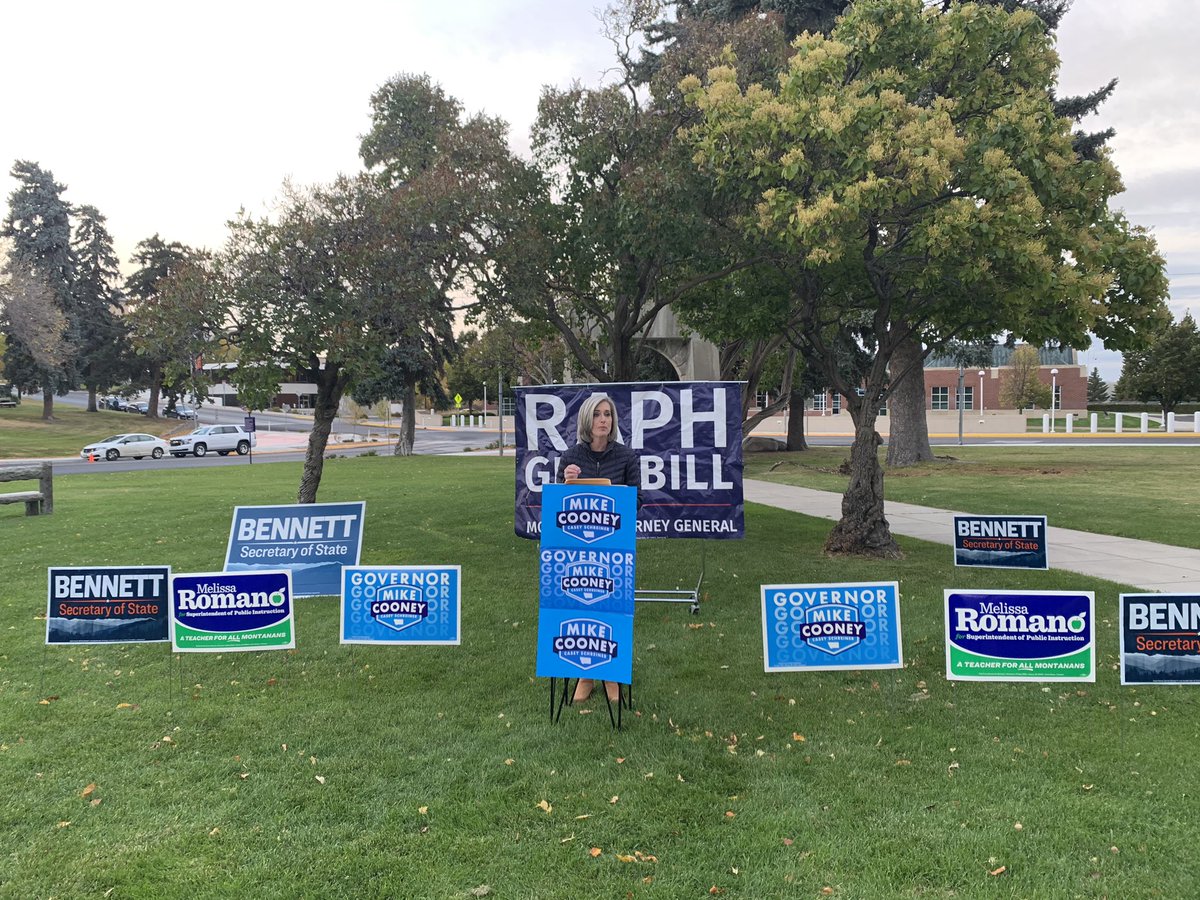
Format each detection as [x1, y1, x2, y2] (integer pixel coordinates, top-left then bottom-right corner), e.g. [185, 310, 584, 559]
[635, 545, 705, 614]
[550, 677, 631, 730]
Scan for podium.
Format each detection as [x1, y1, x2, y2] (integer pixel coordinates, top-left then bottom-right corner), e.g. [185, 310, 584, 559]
[535, 481, 636, 728]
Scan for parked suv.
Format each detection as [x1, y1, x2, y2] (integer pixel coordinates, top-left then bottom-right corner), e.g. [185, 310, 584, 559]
[169, 424, 256, 457]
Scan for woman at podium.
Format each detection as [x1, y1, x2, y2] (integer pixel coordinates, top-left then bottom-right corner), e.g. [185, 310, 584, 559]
[557, 392, 640, 704]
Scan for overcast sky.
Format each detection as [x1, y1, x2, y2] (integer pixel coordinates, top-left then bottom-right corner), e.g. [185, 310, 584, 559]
[2, 0, 1196, 381]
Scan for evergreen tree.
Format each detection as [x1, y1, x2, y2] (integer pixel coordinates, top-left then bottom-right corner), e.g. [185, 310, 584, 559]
[1, 160, 78, 420]
[1086, 367, 1108, 403]
[71, 204, 130, 411]
[125, 235, 193, 418]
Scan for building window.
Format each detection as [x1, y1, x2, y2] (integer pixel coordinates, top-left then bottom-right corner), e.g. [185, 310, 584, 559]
[756, 390, 770, 409]
[813, 391, 827, 413]
[931, 386, 949, 410]
[832, 392, 841, 414]
[1053, 385, 1061, 410]
[960, 386, 974, 410]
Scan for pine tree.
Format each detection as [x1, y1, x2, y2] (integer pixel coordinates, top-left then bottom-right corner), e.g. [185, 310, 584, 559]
[1086, 367, 1108, 403]
[72, 205, 130, 411]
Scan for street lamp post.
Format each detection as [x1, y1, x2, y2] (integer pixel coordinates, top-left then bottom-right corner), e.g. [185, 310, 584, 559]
[1050, 367, 1059, 432]
[978, 370, 985, 415]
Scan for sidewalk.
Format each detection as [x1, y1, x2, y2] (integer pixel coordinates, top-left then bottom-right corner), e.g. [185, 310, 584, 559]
[744, 479, 1200, 593]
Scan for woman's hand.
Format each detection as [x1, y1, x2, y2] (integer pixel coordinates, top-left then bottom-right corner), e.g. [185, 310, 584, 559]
[563, 463, 581, 481]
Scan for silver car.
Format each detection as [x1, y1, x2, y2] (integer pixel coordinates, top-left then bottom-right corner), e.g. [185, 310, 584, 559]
[80, 433, 170, 461]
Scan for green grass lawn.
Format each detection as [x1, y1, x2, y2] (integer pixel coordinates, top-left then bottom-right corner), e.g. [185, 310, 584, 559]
[1, 456, 1195, 897]
[746, 444, 1200, 549]
[0, 403, 191, 459]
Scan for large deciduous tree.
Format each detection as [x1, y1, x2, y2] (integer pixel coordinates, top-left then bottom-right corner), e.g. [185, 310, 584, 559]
[999, 345, 1051, 411]
[687, 0, 1167, 556]
[1115, 314, 1200, 414]
[1, 160, 78, 420]
[356, 73, 522, 456]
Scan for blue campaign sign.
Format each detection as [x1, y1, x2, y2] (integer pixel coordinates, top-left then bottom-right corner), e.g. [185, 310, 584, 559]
[945, 590, 1094, 681]
[171, 569, 295, 653]
[46, 566, 172, 645]
[953, 515, 1048, 569]
[1120, 593, 1200, 685]
[514, 382, 744, 541]
[340, 566, 461, 645]
[540, 484, 637, 551]
[224, 501, 365, 597]
[760, 582, 903, 672]
[535, 608, 634, 684]
[538, 547, 635, 614]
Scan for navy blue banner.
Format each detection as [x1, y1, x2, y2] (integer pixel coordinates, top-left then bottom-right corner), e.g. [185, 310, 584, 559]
[46, 566, 171, 645]
[952, 515, 1047, 569]
[513, 382, 744, 541]
[1120, 594, 1200, 685]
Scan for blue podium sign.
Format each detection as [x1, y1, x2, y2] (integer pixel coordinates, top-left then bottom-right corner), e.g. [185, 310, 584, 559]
[760, 581, 903, 672]
[340, 565, 461, 645]
[538, 548, 635, 614]
[540, 484, 637, 550]
[535, 608, 634, 684]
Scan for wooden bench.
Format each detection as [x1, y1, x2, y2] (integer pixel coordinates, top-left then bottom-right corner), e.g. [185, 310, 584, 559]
[0, 463, 54, 515]
[0, 398, 18, 408]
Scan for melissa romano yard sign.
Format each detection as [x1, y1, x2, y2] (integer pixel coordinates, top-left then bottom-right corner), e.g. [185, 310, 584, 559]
[171, 570, 295, 652]
[945, 590, 1095, 682]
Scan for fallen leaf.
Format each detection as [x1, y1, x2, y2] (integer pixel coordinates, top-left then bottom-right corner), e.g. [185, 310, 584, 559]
[792, 733, 806, 742]
[575, 814, 591, 820]
[709, 887, 724, 895]
[537, 799, 553, 814]
[314, 775, 326, 785]
[209, 827, 220, 836]
[238, 772, 250, 781]
[560, 834, 575, 844]
[947, 761, 960, 776]
[821, 888, 834, 896]
[418, 806, 429, 815]
[988, 866, 1006, 877]
[725, 811, 736, 818]
[1014, 822, 1023, 831]
[895, 759, 911, 766]
[89, 798, 101, 807]
[80, 783, 97, 799]
[782, 838, 794, 846]
[617, 854, 636, 863]
[504, 759, 514, 766]
[468, 886, 492, 898]
[616, 757, 626, 764]
[642, 876, 653, 884]
[609, 796, 619, 804]
[731, 867, 740, 875]
[57, 821, 71, 828]
[116, 703, 133, 709]
[589, 847, 602, 858]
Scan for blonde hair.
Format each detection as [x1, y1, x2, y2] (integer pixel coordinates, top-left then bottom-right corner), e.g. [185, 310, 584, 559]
[576, 393, 623, 445]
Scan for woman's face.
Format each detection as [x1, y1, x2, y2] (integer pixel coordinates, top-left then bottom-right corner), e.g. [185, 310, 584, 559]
[592, 401, 613, 442]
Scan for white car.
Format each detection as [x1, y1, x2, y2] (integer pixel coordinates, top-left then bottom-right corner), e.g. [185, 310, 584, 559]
[169, 424, 256, 458]
[81, 433, 170, 462]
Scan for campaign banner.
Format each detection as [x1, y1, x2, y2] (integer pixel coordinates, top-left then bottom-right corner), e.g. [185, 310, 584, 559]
[224, 501, 365, 597]
[171, 570, 295, 653]
[945, 590, 1094, 681]
[46, 566, 171, 645]
[1120, 594, 1200, 685]
[340, 565, 461, 645]
[540, 483, 637, 551]
[538, 547, 635, 614]
[513, 382, 744, 540]
[535, 608, 634, 685]
[953, 515, 1048, 569]
[760, 582, 903, 672]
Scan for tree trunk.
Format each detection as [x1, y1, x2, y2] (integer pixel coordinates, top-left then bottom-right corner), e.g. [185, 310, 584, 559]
[393, 380, 417, 456]
[148, 365, 163, 419]
[824, 413, 902, 559]
[298, 370, 347, 504]
[87, 386, 98, 412]
[41, 386, 54, 422]
[785, 387, 809, 451]
[885, 334, 933, 467]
